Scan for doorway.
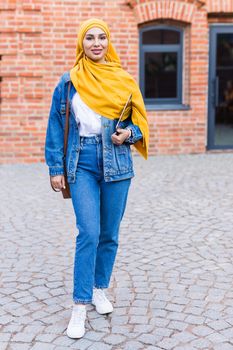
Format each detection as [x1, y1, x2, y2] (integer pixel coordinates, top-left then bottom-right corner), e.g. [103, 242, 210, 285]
[208, 25, 233, 149]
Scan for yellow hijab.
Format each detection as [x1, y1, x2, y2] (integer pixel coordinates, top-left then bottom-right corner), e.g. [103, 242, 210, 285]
[70, 18, 149, 159]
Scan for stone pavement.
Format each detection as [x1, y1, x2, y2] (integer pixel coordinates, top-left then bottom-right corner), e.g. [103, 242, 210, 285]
[1, 153, 233, 350]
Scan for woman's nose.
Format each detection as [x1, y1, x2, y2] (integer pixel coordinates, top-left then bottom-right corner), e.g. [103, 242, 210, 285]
[94, 38, 100, 46]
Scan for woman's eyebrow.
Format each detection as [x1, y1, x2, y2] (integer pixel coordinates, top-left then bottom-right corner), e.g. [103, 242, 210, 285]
[85, 33, 106, 37]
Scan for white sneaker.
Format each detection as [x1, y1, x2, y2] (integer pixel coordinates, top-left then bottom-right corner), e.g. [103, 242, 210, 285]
[66, 304, 86, 339]
[92, 288, 113, 314]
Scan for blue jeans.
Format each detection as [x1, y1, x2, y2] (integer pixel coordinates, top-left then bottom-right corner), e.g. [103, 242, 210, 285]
[69, 135, 131, 304]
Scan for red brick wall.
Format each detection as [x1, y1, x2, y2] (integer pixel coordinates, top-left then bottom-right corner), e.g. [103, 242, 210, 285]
[207, 0, 233, 12]
[1, 0, 233, 163]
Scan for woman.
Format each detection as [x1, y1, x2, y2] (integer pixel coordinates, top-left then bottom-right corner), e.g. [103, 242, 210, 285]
[45, 18, 149, 339]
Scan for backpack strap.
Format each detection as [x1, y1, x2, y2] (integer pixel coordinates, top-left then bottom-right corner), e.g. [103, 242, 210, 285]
[64, 81, 71, 157]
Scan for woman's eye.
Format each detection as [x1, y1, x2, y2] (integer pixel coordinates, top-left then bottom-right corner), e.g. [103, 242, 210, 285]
[85, 36, 106, 41]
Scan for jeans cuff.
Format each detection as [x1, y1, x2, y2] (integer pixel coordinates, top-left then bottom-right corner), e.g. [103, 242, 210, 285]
[73, 298, 92, 304]
[94, 284, 108, 289]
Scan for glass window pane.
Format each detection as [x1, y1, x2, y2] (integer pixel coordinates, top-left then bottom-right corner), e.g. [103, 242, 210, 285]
[142, 29, 180, 45]
[144, 52, 177, 99]
[214, 33, 233, 146]
[217, 33, 233, 67]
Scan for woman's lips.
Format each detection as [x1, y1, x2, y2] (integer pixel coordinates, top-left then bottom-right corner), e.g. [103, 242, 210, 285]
[91, 50, 102, 55]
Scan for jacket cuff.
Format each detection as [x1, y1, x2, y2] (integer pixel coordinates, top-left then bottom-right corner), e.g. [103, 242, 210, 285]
[125, 126, 138, 144]
[49, 166, 64, 176]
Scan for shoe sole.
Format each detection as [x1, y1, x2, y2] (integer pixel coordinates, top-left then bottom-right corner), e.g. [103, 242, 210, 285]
[96, 309, 113, 314]
[66, 329, 85, 339]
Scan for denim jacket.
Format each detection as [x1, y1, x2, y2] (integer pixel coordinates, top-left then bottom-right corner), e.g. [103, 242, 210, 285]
[45, 72, 143, 183]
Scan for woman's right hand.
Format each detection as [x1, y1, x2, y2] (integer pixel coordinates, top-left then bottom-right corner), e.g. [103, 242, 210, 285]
[50, 175, 66, 190]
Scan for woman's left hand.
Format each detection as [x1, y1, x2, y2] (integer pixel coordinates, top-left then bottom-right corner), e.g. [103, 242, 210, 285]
[111, 128, 131, 146]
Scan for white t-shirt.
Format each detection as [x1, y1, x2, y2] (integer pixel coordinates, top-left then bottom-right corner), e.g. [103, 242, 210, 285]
[71, 91, 102, 136]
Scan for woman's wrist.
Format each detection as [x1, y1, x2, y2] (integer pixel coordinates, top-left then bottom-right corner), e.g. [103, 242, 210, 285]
[126, 127, 132, 140]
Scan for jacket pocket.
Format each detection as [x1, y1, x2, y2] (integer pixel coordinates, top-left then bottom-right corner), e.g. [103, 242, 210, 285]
[116, 144, 127, 154]
[114, 144, 132, 171]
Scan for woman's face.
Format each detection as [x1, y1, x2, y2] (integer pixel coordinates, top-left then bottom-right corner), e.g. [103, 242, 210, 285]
[82, 27, 108, 63]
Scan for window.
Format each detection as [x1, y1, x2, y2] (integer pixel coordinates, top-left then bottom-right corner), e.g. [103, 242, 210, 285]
[140, 26, 183, 108]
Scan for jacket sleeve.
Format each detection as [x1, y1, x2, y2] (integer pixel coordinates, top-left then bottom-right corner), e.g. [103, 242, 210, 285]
[119, 117, 143, 145]
[44, 82, 65, 176]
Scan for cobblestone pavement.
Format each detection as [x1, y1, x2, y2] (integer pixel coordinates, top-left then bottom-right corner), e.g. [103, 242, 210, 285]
[1, 154, 233, 350]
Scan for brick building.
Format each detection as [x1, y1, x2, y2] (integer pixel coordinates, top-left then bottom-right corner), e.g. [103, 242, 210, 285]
[1, 0, 233, 163]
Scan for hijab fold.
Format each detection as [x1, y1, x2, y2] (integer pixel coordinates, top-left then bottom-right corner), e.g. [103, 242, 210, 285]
[70, 18, 149, 159]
